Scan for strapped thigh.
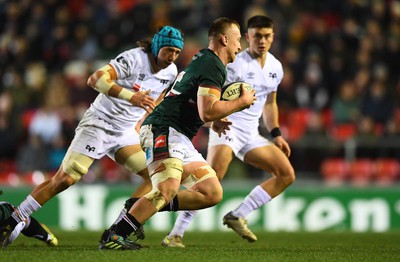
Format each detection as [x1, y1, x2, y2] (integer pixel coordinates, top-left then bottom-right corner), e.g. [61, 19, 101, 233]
[181, 165, 217, 189]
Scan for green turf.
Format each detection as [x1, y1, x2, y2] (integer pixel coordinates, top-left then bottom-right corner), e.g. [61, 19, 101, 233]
[1, 230, 399, 262]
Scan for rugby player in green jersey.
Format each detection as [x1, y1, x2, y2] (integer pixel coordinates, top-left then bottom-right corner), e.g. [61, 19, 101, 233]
[99, 17, 256, 250]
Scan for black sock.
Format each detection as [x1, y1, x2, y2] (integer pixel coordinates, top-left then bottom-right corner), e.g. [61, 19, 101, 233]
[125, 196, 179, 212]
[124, 197, 139, 210]
[114, 213, 142, 239]
[159, 195, 179, 212]
[21, 217, 48, 242]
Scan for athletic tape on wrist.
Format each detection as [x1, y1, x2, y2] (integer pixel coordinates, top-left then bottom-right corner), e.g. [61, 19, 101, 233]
[118, 88, 134, 101]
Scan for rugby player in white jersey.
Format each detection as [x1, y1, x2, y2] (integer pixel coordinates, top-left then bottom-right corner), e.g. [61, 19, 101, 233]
[0, 26, 183, 247]
[98, 17, 256, 251]
[162, 15, 295, 247]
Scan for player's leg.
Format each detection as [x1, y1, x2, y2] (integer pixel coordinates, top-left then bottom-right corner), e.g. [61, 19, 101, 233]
[0, 202, 57, 246]
[108, 145, 151, 225]
[115, 143, 152, 197]
[100, 125, 184, 250]
[163, 145, 234, 247]
[0, 202, 24, 246]
[243, 144, 295, 204]
[21, 216, 58, 246]
[223, 143, 295, 242]
[99, 157, 183, 250]
[0, 150, 94, 247]
[99, 128, 153, 244]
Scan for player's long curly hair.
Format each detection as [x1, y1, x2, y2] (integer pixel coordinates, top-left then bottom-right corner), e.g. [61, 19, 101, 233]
[137, 38, 152, 54]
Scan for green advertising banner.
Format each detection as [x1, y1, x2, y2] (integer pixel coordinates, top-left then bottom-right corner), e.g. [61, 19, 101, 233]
[1, 185, 399, 232]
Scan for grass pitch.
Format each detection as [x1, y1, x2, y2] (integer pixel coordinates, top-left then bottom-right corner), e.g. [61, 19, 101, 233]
[1, 230, 399, 262]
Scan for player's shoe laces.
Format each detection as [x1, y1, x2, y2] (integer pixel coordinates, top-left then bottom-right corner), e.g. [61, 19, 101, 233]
[40, 223, 58, 246]
[161, 235, 185, 248]
[99, 231, 142, 251]
[223, 211, 257, 242]
[0, 223, 13, 247]
[133, 225, 145, 241]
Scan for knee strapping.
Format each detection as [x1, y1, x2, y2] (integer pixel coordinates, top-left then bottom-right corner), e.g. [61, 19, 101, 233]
[124, 151, 147, 174]
[144, 158, 183, 210]
[62, 151, 93, 182]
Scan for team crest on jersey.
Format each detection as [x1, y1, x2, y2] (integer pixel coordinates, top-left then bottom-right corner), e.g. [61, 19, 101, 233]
[85, 145, 96, 152]
[138, 74, 146, 81]
[154, 135, 167, 148]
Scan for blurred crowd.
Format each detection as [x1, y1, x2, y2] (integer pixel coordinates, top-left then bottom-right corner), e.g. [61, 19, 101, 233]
[0, 0, 399, 185]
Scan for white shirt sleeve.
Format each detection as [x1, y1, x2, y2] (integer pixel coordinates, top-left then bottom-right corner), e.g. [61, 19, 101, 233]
[109, 49, 143, 80]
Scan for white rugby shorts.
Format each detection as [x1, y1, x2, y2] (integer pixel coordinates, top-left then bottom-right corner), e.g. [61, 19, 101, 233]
[208, 124, 271, 161]
[68, 110, 139, 159]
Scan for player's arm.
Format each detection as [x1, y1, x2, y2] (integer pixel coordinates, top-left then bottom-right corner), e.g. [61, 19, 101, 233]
[87, 64, 155, 113]
[263, 92, 291, 157]
[135, 87, 169, 132]
[197, 84, 255, 122]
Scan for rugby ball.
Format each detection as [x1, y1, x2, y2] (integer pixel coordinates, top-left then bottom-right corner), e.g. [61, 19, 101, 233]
[221, 81, 253, 101]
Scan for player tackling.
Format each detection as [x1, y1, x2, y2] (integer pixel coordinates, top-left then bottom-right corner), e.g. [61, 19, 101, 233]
[162, 15, 295, 247]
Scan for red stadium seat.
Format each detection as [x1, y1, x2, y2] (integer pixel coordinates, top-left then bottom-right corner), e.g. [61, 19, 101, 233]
[374, 158, 400, 185]
[348, 159, 374, 186]
[320, 158, 348, 185]
[286, 108, 310, 141]
[330, 123, 356, 141]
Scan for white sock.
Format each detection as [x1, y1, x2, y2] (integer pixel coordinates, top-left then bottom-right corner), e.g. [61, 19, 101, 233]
[13, 195, 41, 222]
[168, 210, 198, 238]
[231, 185, 271, 218]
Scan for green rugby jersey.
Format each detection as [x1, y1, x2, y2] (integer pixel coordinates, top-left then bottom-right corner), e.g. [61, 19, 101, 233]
[143, 48, 226, 139]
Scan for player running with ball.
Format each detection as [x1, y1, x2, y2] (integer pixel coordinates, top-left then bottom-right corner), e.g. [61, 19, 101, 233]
[162, 15, 295, 247]
[98, 17, 256, 250]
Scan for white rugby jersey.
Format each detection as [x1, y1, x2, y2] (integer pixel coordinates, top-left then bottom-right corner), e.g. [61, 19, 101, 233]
[89, 47, 178, 130]
[225, 48, 283, 131]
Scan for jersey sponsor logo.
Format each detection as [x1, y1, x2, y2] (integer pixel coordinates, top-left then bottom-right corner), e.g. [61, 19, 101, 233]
[133, 84, 141, 92]
[154, 135, 167, 148]
[86, 145, 96, 152]
[192, 51, 204, 60]
[269, 72, 277, 79]
[160, 79, 169, 84]
[116, 56, 130, 71]
[172, 149, 184, 157]
[247, 72, 255, 79]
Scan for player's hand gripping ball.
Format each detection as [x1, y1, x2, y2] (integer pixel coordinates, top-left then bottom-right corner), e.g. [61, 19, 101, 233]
[221, 81, 253, 101]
